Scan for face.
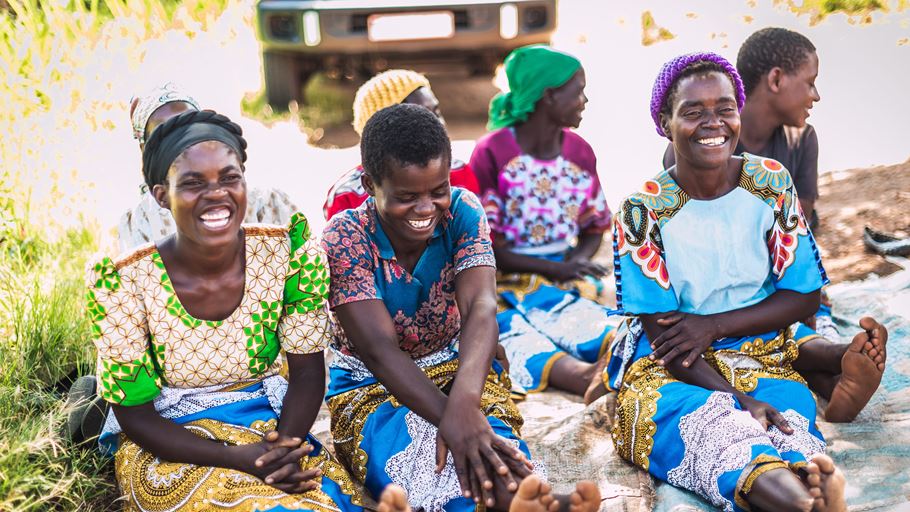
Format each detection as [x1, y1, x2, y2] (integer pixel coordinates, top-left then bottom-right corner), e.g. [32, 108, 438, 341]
[363, 157, 451, 249]
[142, 101, 195, 150]
[545, 68, 588, 128]
[403, 86, 444, 125]
[664, 71, 742, 170]
[774, 51, 820, 127]
[152, 140, 247, 248]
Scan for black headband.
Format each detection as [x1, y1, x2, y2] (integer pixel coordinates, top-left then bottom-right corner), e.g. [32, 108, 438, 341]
[142, 110, 247, 189]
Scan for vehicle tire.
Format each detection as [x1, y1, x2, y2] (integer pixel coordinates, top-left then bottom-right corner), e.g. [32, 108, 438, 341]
[263, 51, 302, 110]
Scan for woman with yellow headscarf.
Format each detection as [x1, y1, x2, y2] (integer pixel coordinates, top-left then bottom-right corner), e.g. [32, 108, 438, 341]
[470, 45, 617, 401]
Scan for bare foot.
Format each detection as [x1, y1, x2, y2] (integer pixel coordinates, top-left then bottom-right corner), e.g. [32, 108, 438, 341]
[798, 461, 824, 510]
[811, 454, 846, 512]
[583, 356, 608, 405]
[568, 481, 601, 512]
[377, 484, 410, 512]
[509, 475, 559, 512]
[825, 317, 888, 422]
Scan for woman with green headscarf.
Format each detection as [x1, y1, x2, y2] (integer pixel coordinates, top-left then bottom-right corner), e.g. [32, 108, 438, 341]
[469, 45, 617, 401]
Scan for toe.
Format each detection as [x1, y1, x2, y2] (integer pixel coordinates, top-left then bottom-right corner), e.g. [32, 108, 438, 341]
[811, 454, 836, 475]
[515, 475, 543, 500]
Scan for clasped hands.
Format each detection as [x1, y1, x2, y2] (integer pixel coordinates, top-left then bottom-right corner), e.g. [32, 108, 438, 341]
[232, 430, 320, 494]
[434, 397, 534, 508]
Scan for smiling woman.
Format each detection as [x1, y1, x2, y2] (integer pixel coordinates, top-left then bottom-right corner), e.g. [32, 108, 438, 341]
[85, 109, 371, 512]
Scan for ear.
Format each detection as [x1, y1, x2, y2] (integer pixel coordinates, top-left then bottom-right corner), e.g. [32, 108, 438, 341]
[151, 183, 170, 210]
[658, 112, 673, 141]
[766, 67, 784, 93]
[361, 172, 376, 197]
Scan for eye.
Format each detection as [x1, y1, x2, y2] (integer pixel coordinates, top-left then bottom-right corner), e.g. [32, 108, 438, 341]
[397, 194, 417, 202]
[179, 179, 204, 188]
[221, 173, 242, 184]
[683, 110, 701, 119]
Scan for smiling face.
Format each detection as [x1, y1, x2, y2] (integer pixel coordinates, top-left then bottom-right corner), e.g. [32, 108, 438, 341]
[364, 156, 451, 250]
[774, 50, 820, 128]
[664, 71, 742, 171]
[152, 140, 247, 248]
[545, 68, 588, 128]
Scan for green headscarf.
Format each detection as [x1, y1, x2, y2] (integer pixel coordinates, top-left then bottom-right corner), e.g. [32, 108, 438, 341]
[487, 45, 582, 131]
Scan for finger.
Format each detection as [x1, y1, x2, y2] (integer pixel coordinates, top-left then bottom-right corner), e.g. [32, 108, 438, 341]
[657, 345, 683, 366]
[682, 348, 701, 368]
[492, 437, 532, 468]
[270, 446, 312, 469]
[436, 436, 449, 473]
[481, 445, 516, 491]
[263, 430, 280, 443]
[265, 462, 302, 485]
[655, 313, 684, 327]
[770, 411, 793, 434]
[451, 454, 472, 499]
[469, 456, 496, 507]
[270, 435, 304, 450]
[500, 451, 534, 478]
[650, 324, 683, 354]
[278, 468, 322, 484]
[255, 446, 290, 468]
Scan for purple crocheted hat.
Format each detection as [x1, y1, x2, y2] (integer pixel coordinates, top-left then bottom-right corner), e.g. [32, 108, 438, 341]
[650, 52, 746, 138]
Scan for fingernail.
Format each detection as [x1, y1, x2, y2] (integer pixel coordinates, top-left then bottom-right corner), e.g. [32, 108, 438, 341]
[266, 478, 273, 483]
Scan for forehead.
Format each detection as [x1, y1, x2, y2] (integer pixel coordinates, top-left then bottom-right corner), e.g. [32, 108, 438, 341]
[172, 140, 239, 171]
[403, 86, 438, 108]
[791, 50, 819, 76]
[673, 71, 736, 106]
[557, 68, 586, 90]
[381, 157, 449, 189]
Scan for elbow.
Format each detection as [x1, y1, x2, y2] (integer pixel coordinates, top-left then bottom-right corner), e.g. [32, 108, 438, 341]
[800, 289, 821, 319]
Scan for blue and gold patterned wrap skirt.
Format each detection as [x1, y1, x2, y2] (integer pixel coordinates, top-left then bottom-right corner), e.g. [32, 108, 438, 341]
[602, 319, 826, 512]
[496, 269, 617, 393]
[99, 376, 363, 512]
[326, 345, 542, 512]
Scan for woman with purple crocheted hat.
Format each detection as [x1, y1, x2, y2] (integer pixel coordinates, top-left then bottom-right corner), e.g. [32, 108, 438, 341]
[601, 52, 850, 511]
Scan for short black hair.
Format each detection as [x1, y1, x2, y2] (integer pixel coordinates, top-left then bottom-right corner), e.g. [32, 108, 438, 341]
[659, 61, 732, 121]
[360, 103, 451, 184]
[737, 27, 816, 95]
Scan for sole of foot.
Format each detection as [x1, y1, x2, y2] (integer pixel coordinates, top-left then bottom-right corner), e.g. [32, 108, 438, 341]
[510, 475, 559, 512]
[811, 454, 846, 512]
[583, 357, 609, 405]
[825, 317, 888, 422]
[568, 481, 601, 512]
[377, 484, 410, 512]
[799, 461, 825, 510]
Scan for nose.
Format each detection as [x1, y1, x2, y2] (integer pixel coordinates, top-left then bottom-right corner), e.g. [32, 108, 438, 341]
[415, 195, 434, 215]
[703, 110, 723, 128]
[812, 86, 820, 103]
[203, 182, 228, 198]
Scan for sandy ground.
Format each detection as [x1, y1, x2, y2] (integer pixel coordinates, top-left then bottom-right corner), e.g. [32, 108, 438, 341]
[815, 158, 910, 283]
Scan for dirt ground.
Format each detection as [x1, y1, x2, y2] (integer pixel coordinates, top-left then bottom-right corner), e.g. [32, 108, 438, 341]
[814, 158, 910, 283]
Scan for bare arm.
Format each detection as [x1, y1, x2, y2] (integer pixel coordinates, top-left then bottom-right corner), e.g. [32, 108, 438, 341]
[277, 351, 326, 439]
[492, 233, 607, 282]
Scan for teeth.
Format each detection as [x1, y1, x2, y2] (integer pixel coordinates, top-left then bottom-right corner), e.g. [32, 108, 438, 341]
[408, 218, 433, 229]
[200, 208, 230, 220]
[697, 137, 726, 146]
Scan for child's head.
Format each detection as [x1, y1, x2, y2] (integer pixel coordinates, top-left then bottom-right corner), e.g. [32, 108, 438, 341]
[737, 27, 820, 127]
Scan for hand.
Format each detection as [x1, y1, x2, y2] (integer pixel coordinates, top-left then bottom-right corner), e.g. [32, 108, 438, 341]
[494, 343, 510, 373]
[547, 258, 608, 283]
[649, 312, 721, 367]
[229, 431, 321, 494]
[737, 395, 793, 434]
[436, 399, 532, 507]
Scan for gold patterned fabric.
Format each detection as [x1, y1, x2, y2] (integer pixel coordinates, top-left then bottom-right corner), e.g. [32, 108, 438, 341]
[115, 416, 361, 512]
[87, 213, 328, 407]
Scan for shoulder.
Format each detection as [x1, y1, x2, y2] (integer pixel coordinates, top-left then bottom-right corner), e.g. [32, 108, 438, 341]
[621, 168, 688, 221]
[322, 204, 374, 252]
[739, 152, 795, 205]
[86, 243, 156, 290]
[450, 188, 484, 217]
[781, 124, 818, 149]
[561, 129, 596, 162]
[472, 128, 518, 160]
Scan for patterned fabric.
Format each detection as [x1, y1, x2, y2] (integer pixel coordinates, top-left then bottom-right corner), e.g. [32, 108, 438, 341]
[112, 379, 363, 512]
[606, 154, 829, 511]
[321, 188, 495, 359]
[471, 127, 611, 254]
[130, 82, 200, 143]
[117, 187, 298, 252]
[88, 213, 329, 406]
[322, 160, 480, 221]
[326, 351, 538, 512]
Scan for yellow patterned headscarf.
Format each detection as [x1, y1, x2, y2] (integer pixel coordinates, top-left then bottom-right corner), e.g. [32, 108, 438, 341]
[352, 69, 430, 135]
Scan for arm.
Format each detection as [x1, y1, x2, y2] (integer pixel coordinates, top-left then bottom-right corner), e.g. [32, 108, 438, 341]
[566, 231, 604, 262]
[492, 235, 607, 282]
[650, 289, 820, 367]
[333, 300, 449, 426]
[277, 352, 326, 439]
[449, 265, 498, 404]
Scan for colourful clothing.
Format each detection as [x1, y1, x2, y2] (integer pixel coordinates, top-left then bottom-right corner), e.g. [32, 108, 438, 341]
[117, 187, 297, 252]
[321, 189, 541, 511]
[322, 160, 480, 221]
[470, 127, 615, 391]
[605, 154, 829, 512]
[87, 214, 362, 512]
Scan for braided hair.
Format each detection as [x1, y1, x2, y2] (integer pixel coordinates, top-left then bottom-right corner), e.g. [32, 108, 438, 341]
[737, 27, 816, 96]
[142, 109, 247, 189]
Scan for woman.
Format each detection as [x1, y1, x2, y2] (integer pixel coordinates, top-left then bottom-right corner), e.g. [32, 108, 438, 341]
[118, 82, 297, 252]
[321, 103, 600, 512]
[323, 69, 479, 220]
[87, 109, 391, 511]
[606, 52, 849, 511]
[469, 45, 615, 398]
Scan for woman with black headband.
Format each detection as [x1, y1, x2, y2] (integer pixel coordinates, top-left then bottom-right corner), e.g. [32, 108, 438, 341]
[86, 110, 406, 511]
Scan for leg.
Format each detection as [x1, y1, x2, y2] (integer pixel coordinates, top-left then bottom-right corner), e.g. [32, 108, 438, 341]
[825, 317, 888, 422]
[548, 355, 595, 396]
[583, 355, 609, 405]
[746, 467, 814, 512]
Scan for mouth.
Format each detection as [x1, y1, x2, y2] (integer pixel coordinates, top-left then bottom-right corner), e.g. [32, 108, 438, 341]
[696, 136, 728, 147]
[199, 206, 233, 230]
[406, 217, 435, 231]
